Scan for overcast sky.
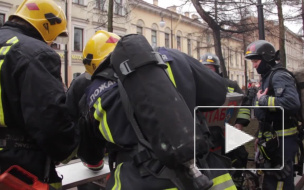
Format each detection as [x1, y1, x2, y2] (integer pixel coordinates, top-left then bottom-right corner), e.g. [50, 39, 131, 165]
[142, 0, 302, 34]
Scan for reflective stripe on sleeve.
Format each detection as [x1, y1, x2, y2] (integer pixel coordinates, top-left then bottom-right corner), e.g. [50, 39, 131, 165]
[93, 97, 114, 143]
[258, 127, 298, 139]
[0, 36, 19, 127]
[268, 97, 276, 111]
[228, 87, 234, 93]
[236, 108, 250, 120]
[210, 173, 237, 190]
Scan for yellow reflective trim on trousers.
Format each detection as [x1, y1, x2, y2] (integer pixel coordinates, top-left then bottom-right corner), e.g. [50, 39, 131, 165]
[112, 163, 123, 190]
[255, 100, 259, 106]
[211, 173, 237, 190]
[228, 87, 234, 93]
[276, 181, 283, 190]
[0, 36, 19, 127]
[163, 188, 178, 190]
[166, 62, 176, 87]
[268, 97, 276, 111]
[49, 182, 62, 189]
[94, 97, 114, 143]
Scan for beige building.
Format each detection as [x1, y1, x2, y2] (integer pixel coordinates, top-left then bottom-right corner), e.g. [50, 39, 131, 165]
[1, 0, 303, 88]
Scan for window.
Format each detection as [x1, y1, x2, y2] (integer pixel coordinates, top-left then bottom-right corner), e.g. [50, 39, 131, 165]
[197, 41, 200, 59]
[74, 27, 83, 51]
[151, 30, 157, 48]
[96, 0, 105, 10]
[73, 0, 84, 5]
[136, 26, 143, 35]
[114, 0, 123, 15]
[235, 51, 238, 66]
[0, 14, 4, 27]
[51, 43, 60, 50]
[187, 39, 191, 55]
[165, 33, 170, 48]
[177, 36, 181, 50]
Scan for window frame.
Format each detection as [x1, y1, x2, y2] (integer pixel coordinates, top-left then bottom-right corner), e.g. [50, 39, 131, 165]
[74, 27, 84, 52]
[165, 33, 170, 48]
[136, 26, 143, 35]
[114, 0, 123, 16]
[187, 38, 191, 55]
[0, 13, 4, 27]
[73, 0, 84, 5]
[151, 30, 157, 48]
[177, 36, 181, 50]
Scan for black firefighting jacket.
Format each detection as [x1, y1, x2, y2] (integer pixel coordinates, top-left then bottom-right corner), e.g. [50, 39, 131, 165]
[0, 21, 79, 184]
[77, 47, 227, 167]
[254, 64, 300, 133]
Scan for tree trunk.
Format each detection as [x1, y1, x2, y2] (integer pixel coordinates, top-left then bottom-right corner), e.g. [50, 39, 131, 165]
[213, 29, 228, 78]
[108, 0, 114, 32]
[191, 0, 228, 78]
[277, 0, 286, 68]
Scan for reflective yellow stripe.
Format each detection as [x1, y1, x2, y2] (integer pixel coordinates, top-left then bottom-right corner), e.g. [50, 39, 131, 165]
[166, 62, 176, 87]
[112, 163, 123, 190]
[228, 87, 234, 93]
[49, 182, 62, 189]
[236, 108, 250, 120]
[255, 100, 259, 106]
[163, 188, 178, 190]
[259, 146, 271, 160]
[268, 97, 276, 111]
[94, 97, 114, 143]
[211, 173, 237, 190]
[258, 127, 297, 139]
[276, 181, 283, 190]
[0, 36, 19, 127]
[0, 148, 2, 151]
[276, 127, 297, 136]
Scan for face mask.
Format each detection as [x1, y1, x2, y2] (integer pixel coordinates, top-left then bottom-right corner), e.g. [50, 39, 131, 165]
[256, 60, 271, 74]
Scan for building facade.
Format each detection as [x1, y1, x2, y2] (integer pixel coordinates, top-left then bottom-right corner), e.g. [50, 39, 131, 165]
[0, 0, 303, 88]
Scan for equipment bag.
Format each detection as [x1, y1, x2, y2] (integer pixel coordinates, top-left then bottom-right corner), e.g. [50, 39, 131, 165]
[0, 165, 51, 190]
[110, 34, 199, 168]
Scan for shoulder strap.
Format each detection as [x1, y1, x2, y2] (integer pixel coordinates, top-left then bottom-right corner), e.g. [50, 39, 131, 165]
[117, 79, 152, 151]
[267, 67, 294, 96]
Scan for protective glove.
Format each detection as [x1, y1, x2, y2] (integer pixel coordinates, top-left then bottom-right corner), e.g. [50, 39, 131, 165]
[82, 159, 104, 171]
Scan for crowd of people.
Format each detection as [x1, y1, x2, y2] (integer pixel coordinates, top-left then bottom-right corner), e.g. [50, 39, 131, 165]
[0, 0, 302, 190]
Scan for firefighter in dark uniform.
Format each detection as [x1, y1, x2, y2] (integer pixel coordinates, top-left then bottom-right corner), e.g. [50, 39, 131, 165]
[77, 31, 237, 189]
[200, 53, 250, 189]
[245, 40, 300, 189]
[0, 0, 79, 189]
[65, 72, 103, 190]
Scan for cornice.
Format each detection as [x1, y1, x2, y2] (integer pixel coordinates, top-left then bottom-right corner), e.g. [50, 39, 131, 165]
[128, 0, 208, 30]
[0, 2, 13, 8]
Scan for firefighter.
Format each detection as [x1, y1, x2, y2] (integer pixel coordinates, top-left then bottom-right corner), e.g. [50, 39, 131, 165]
[200, 53, 250, 189]
[245, 40, 300, 189]
[77, 31, 236, 189]
[65, 72, 103, 190]
[0, 0, 79, 189]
